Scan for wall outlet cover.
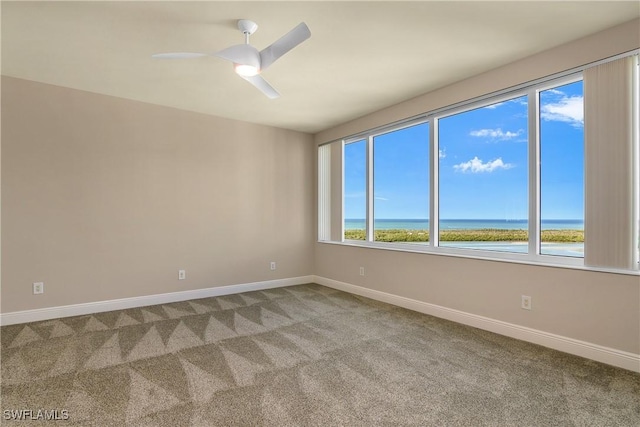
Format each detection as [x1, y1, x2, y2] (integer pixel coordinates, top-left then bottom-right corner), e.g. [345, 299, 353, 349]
[33, 282, 44, 295]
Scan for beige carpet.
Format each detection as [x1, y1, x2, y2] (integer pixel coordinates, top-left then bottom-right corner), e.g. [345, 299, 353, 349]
[1, 283, 639, 426]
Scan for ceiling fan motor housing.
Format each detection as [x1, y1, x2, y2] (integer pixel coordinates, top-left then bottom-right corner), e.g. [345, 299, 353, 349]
[238, 19, 258, 35]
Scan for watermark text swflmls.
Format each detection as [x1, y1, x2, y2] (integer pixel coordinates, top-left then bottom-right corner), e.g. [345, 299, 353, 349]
[3, 409, 69, 421]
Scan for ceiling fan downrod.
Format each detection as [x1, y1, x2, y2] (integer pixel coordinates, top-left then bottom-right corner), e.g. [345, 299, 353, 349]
[237, 19, 258, 44]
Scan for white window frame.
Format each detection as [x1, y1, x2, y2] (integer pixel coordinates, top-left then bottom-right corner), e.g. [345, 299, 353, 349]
[340, 76, 586, 268]
[342, 138, 368, 242]
[534, 75, 585, 260]
[633, 55, 640, 268]
[433, 90, 534, 260]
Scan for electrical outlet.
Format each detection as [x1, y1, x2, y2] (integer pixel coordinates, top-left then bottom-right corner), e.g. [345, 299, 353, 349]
[270, 262, 276, 271]
[33, 282, 44, 295]
[359, 267, 365, 276]
[178, 270, 186, 280]
[521, 295, 532, 310]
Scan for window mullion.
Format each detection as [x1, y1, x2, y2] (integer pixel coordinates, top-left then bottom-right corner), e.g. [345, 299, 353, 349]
[431, 117, 439, 247]
[366, 135, 374, 242]
[528, 89, 541, 255]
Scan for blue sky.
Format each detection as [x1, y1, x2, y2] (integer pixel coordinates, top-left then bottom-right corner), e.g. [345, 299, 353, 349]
[344, 80, 584, 220]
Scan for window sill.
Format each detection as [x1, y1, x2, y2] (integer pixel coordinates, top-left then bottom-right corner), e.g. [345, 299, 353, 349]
[317, 239, 640, 276]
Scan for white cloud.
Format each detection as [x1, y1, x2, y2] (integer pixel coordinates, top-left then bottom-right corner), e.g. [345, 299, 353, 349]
[375, 196, 389, 201]
[453, 157, 513, 173]
[439, 149, 446, 159]
[540, 95, 583, 127]
[469, 128, 522, 140]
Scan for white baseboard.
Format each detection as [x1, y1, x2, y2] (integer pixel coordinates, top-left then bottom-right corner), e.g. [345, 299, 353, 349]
[313, 275, 640, 373]
[0, 276, 314, 326]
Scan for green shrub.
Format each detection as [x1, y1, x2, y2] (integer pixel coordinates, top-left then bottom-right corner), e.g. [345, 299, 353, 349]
[343, 228, 584, 243]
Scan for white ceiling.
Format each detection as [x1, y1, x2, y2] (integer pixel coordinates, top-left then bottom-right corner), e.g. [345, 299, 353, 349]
[2, 1, 638, 133]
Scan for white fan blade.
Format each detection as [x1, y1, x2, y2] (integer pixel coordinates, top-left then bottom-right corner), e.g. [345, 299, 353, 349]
[259, 22, 311, 71]
[151, 52, 208, 59]
[241, 75, 280, 99]
[214, 44, 260, 68]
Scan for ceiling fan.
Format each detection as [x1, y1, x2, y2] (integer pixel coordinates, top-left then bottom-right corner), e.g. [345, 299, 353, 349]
[152, 20, 311, 99]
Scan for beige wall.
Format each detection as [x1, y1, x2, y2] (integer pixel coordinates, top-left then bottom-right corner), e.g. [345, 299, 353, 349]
[314, 19, 640, 355]
[315, 245, 639, 354]
[1, 76, 314, 313]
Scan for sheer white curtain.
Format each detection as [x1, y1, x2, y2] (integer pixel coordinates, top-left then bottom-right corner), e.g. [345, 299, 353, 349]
[584, 55, 637, 269]
[317, 144, 332, 241]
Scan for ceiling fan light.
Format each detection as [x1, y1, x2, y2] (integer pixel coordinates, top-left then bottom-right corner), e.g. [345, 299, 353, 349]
[234, 64, 260, 77]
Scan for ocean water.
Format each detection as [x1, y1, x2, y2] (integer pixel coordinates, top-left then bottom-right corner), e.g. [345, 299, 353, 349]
[344, 219, 584, 231]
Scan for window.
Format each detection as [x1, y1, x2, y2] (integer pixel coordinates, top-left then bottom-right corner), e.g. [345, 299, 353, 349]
[322, 53, 639, 272]
[373, 123, 429, 244]
[344, 140, 366, 240]
[438, 96, 528, 253]
[539, 81, 584, 257]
